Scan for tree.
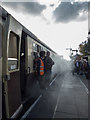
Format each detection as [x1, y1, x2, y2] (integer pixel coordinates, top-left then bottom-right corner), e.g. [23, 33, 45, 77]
[79, 39, 90, 56]
[79, 43, 86, 56]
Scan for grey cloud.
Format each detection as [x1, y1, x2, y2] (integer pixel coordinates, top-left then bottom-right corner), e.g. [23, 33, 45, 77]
[53, 2, 88, 23]
[3, 2, 46, 16]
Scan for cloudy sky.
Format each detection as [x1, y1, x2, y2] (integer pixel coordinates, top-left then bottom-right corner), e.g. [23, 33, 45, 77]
[1, 0, 89, 60]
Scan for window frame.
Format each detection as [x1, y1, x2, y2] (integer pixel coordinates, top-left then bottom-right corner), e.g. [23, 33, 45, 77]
[8, 31, 20, 72]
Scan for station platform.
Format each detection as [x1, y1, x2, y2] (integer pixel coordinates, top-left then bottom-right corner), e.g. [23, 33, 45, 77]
[21, 71, 89, 119]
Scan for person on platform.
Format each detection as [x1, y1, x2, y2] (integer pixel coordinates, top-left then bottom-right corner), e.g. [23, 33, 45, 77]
[44, 51, 55, 86]
[37, 51, 45, 89]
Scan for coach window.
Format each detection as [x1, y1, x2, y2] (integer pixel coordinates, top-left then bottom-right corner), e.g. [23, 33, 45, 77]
[37, 45, 41, 53]
[8, 32, 19, 71]
[33, 43, 37, 51]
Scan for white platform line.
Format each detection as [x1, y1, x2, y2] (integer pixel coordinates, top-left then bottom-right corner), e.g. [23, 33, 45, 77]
[44, 74, 59, 91]
[49, 74, 59, 87]
[52, 86, 61, 118]
[21, 95, 42, 119]
[11, 104, 23, 118]
[79, 77, 90, 95]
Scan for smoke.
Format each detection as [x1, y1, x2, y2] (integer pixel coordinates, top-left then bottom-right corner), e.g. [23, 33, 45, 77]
[25, 54, 74, 99]
[51, 54, 72, 76]
[24, 54, 88, 118]
[37, 55, 88, 118]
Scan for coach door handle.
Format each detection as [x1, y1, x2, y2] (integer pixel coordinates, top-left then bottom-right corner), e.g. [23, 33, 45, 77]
[28, 67, 30, 74]
[3, 75, 10, 81]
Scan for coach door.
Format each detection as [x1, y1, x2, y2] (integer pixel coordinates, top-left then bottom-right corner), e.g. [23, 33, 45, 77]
[20, 31, 27, 98]
[3, 16, 22, 118]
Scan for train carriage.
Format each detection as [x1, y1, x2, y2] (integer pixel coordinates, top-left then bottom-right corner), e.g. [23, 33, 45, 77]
[0, 6, 56, 118]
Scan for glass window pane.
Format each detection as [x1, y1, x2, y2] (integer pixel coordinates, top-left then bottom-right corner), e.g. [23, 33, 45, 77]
[8, 32, 19, 71]
[8, 32, 18, 59]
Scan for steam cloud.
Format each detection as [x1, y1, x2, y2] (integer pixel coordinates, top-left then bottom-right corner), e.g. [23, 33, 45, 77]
[51, 55, 72, 77]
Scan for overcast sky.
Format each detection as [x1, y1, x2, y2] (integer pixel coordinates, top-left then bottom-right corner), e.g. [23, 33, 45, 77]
[1, 0, 89, 60]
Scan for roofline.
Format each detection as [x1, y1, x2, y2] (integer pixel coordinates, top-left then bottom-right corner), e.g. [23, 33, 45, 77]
[23, 27, 56, 53]
[0, 6, 8, 20]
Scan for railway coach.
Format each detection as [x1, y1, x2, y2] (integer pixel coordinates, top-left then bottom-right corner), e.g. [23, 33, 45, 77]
[0, 6, 56, 118]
